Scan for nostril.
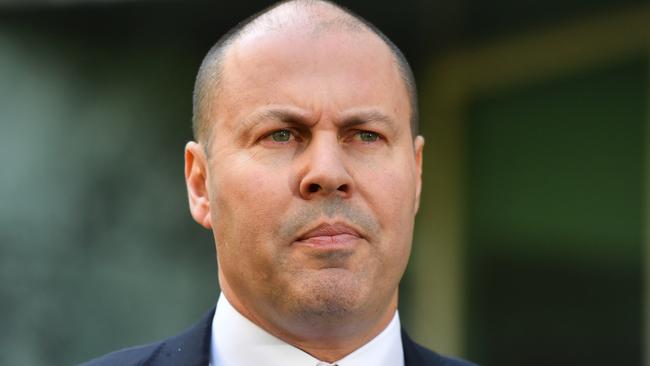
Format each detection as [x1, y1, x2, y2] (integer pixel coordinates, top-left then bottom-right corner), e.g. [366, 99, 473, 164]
[337, 184, 349, 193]
[308, 183, 320, 193]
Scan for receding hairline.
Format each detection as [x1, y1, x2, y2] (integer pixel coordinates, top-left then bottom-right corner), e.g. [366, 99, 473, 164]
[192, 0, 418, 147]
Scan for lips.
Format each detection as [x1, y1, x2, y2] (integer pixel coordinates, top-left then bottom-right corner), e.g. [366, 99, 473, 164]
[295, 222, 362, 247]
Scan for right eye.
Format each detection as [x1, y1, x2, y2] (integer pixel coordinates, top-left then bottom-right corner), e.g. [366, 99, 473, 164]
[270, 129, 292, 142]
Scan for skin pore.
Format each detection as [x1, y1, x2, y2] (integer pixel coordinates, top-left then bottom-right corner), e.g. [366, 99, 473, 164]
[184, 1, 424, 362]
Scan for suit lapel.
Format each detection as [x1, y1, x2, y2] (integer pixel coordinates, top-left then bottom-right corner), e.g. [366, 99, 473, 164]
[402, 328, 424, 366]
[402, 328, 449, 366]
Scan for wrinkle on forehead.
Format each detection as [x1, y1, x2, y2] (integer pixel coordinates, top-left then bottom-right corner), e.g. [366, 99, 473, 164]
[201, 1, 378, 150]
[195, 0, 417, 152]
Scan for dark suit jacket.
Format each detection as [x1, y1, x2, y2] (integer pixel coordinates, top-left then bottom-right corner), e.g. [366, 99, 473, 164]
[79, 308, 477, 366]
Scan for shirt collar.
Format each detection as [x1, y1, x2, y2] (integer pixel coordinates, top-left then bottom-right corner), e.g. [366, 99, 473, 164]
[210, 292, 404, 366]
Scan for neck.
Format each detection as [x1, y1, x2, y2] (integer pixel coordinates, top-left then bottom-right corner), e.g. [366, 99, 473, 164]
[220, 280, 399, 363]
[281, 299, 398, 362]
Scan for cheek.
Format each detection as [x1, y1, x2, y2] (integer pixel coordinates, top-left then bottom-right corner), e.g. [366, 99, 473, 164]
[355, 157, 417, 270]
[211, 159, 292, 263]
[214, 156, 286, 216]
[377, 168, 416, 261]
[379, 171, 417, 249]
[361, 159, 416, 222]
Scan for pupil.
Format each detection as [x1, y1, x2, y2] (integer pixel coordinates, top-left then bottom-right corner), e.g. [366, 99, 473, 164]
[272, 130, 290, 142]
[360, 132, 377, 142]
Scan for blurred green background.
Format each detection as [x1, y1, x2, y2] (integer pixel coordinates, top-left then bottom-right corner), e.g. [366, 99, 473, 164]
[0, 1, 647, 365]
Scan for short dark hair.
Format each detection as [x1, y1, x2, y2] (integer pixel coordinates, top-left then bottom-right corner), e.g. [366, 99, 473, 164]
[192, 0, 418, 147]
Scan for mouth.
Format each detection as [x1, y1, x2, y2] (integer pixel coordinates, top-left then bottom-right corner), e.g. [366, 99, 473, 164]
[294, 222, 363, 249]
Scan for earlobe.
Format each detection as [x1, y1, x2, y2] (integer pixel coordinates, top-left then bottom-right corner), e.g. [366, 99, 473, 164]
[413, 135, 425, 215]
[185, 141, 212, 229]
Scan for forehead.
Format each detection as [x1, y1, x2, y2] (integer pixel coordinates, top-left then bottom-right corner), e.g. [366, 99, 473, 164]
[213, 25, 410, 132]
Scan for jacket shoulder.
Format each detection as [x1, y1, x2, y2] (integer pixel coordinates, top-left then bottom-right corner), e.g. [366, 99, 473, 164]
[402, 328, 478, 366]
[77, 341, 163, 366]
[410, 341, 478, 366]
[76, 308, 214, 366]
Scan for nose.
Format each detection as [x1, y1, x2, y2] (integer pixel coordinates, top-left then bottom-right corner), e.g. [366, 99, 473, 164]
[298, 134, 353, 200]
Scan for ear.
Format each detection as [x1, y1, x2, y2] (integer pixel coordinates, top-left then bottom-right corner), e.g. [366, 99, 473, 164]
[413, 135, 425, 215]
[185, 141, 212, 229]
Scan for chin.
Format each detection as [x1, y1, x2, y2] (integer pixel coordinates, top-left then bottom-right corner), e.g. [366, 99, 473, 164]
[285, 268, 369, 321]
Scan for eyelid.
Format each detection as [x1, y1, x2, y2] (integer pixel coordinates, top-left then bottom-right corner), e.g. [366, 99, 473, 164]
[349, 129, 385, 142]
[259, 127, 301, 144]
[256, 126, 387, 145]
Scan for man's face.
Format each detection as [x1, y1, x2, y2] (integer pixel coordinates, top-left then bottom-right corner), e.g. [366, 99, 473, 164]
[187, 28, 423, 337]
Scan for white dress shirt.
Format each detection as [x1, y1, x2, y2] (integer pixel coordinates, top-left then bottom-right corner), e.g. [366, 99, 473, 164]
[210, 292, 405, 366]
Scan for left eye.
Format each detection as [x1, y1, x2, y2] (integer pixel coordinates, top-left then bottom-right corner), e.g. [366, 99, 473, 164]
[357, 131, 380, 142]
[270, 129, 292, 142]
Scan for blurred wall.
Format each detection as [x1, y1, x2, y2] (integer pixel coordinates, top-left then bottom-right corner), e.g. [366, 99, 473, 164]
[412, 5, 648, 364]
[0, 8, 216, 364]
[0, 1, 647, 365]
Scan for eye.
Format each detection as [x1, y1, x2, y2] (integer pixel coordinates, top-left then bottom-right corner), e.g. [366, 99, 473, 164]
[356, 131, 380, 143]
[270, 129, 293, 142]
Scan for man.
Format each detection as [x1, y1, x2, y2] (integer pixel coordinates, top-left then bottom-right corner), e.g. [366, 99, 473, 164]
[80, 1, 476, 365]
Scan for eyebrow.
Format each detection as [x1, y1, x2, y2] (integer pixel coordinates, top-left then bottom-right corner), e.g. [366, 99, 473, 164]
[237, 106, 399, 135]
[338, 109, 398, 135]
[237, 107, 312, 136]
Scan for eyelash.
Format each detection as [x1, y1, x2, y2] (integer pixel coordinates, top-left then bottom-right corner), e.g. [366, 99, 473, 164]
[263, 129, 300, 144]
[355, 130, 381, 143]
[260, 129, 384, 145]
